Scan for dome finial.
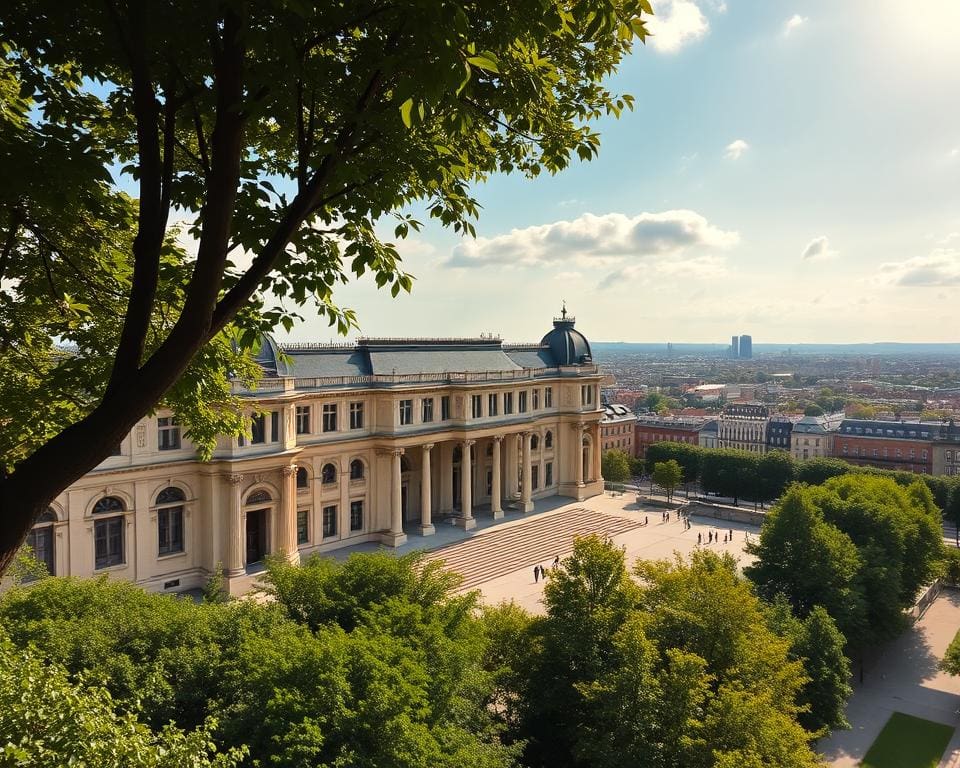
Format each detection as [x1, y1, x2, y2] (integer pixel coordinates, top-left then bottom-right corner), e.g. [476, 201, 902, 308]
[561, 299, 567, 320]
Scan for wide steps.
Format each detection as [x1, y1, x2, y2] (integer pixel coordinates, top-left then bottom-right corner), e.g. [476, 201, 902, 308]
[424, 507, 643, 590]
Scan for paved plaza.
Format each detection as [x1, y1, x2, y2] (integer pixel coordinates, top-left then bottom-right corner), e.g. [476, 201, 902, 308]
[819, 590, 960, 768]
[418, 492, 756, 613]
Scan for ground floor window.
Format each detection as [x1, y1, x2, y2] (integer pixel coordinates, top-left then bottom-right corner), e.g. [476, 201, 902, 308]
[25, 510, 55, 577]
[532, 465, 540, 491]
[545, 462, 553, 487]
[322, 505, 337, 538]
[94, 517, 124, 569]
[297, 509, 309, 545]
[157, 506, 184, 555]
[350, 500, 364, 531]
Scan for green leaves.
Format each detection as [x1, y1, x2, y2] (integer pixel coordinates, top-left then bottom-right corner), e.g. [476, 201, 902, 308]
[466, 51, 501, 74]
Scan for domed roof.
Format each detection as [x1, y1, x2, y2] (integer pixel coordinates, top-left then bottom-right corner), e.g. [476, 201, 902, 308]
[251, 334, 292, 377]
[540, 305, 592, 366]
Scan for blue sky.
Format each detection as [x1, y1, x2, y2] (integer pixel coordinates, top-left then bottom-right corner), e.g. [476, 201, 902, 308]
[282, 2, 960, 343]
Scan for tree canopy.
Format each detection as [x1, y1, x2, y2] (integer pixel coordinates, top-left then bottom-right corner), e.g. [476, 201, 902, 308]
[0, 0, 651, 573]
[652, 459, 682, 502]
[601, 449, 632, 483]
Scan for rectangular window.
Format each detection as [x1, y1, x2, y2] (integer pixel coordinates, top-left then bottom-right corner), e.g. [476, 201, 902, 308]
[157, 506, 184, 555]
[504, 392, 514, 415]
[532, 389, 540, 410]
[296, 406, 311, 435]
[322, 403, 338, 432]
[251, 414, 266, 444]
[471, 394, 483, 419]
[157, 417, 181, 451]
[270, 410, 280, 442]
[922, 450, 928, 460]
[297, 510, 309, 545]
[544, 387, 553, 408]
[94, 518, 124, 569]
[350, 401, 364, 430]
[422, 398, 434, 423]
[486, 470, 493, 496]
[532, 465, 540, 491]
[519, 391, 528, 413]
[110, 442, 122, 456]
[322, 505, 337, 537]
[488, 393, 499, 417]
[25, 526, 54, 577]
[441, 396, 450, 421]
[350, 500, 364, 531]
[399, 399, 413, 425]
[546, 462, 553, 486]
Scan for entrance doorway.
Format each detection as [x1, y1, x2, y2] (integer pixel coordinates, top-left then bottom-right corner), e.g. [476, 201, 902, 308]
[401, 485, 409, 523]
[246, 509, 268, 565]
[452, 466, 461, 510]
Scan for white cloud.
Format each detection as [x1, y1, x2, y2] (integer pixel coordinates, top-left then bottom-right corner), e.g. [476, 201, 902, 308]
[949, 147, 959, 159]
[447, 210, 739, 269]
[648, 0, 709, 53]
[879, 248, 960, 286]
[598, 254, 728, 290]
[724, 139, 749, 160]
[554, 271, 583, 280]
[801, 235, 838, 261]
[783, 14, 806, 36]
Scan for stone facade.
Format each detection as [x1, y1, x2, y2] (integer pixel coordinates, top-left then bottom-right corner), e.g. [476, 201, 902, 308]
[716, 403, 769, 453]
[22, 316, 604, 595]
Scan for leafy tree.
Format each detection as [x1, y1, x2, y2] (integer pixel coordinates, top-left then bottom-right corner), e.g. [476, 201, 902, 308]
[793, 457, 851, 485]
[0, 635, 242, 768]
[699, 449, 759, 505]
[601, 449, 632, 484]
[941, 627, 960, 676]
[846, 402, 877, 419]
[803, 404, 824, 416]
[644, 441, 702, 483]
[0, 0, 650, 575]
[757, 450, 794, 504]
[946, 485, 960, 547]
[744, 486, 866, 642]
[792, 607, 851, 734]
[652, 459, 682, 502]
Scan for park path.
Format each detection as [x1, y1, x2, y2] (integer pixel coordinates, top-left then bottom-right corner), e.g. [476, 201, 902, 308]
[819, 591, 960, 767]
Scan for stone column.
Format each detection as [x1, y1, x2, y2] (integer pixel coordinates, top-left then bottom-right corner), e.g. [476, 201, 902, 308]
[279, 465, 300, 563]
[224, 473, 245, 577]
[419, 444, 435, 535]
[391, 448, 404, 536]
[505, 434, 519, 499]
[576, 423, 585, 486]
[520, 432, 534, 513]
[455, 439, 477, 530]
[491, 436, 504, 519]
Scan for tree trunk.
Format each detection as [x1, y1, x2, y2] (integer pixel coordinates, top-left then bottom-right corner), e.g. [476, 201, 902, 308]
[0, 344, 206, 574]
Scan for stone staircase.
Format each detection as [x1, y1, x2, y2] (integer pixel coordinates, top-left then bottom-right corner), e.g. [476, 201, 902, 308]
[424, 507, 643, 590]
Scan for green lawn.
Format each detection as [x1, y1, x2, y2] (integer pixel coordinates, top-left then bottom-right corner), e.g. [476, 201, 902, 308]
[861, 712, 954, 768]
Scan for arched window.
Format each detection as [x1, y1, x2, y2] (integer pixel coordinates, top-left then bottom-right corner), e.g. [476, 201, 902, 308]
[350, 459, 364, 480]
[545, 431, 553, 449]
[486, 443, 493, 457]
[531, 434, 540, 451]
[93, 496, 125, 514]
[321, 463, 337, 484]
[92, 496, 125, 569]
[155, 487, 185, 505]
[400, 456, 411, 473]
[296, 467, 309, 489]
[25, 507, 57, 578]
[247, 489, 272, 505]
[453, 446, 462, 463]
[155, 487, 185, 555]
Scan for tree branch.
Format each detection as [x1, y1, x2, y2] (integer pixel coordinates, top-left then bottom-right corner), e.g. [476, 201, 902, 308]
[105, 2, 168, 393]
[0, 204, 22, 284]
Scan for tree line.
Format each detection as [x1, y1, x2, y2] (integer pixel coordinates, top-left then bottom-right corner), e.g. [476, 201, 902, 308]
[632, 441, 960, 517]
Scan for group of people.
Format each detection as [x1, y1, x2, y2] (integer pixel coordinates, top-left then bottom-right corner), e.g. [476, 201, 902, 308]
[696, 528, 736, 546]
[533, 555, 561, 583]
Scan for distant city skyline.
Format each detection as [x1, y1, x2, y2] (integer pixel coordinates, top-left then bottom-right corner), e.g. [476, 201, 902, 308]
[262, 1, 960, 344]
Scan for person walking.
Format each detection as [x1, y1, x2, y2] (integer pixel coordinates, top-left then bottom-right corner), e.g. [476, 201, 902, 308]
[697, 532, 702, 545]
[534, 565, 540, 582]
[553, 555, 560, 568]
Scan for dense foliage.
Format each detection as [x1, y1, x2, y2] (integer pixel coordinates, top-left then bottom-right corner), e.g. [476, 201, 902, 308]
[0, 539, 854, 767]
[745, 476, 945, 650]
[0, 553, 517, 768]
[485, 537, 832, 768]
[600, 448, 632, 483]
[644, 441, 957, 508]
[651, 459, 682, 501]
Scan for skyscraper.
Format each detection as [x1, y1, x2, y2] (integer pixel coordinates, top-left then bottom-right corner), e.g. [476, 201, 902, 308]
[730, 335, 739, 358]
[739, 334, 753, 359]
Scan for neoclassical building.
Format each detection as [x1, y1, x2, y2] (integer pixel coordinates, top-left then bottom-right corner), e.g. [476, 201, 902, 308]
[716, 403, 770, 453]
[25, 313, 604, 594]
